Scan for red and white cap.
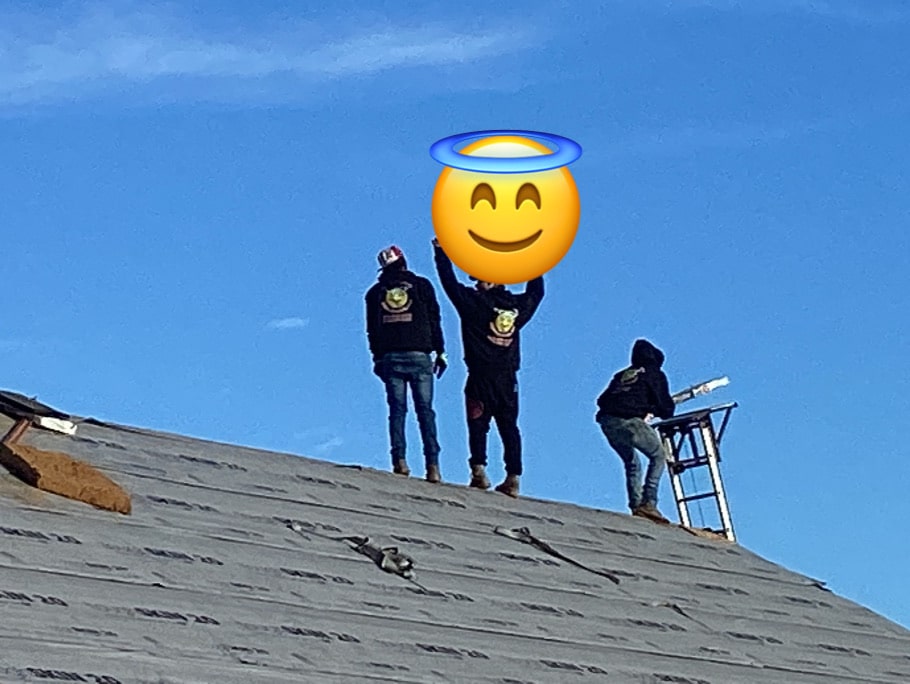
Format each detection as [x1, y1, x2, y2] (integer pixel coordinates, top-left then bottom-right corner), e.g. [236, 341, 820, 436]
[377, 245, 404, 269]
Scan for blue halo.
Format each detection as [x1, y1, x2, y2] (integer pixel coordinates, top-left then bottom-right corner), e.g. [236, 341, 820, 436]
[429, 129, 582, 174]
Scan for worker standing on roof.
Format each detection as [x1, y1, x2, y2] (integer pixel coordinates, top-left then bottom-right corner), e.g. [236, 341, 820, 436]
[596, 339, 676, 524]
[366, 245, 448, 483]
[432, 238, 544, 498]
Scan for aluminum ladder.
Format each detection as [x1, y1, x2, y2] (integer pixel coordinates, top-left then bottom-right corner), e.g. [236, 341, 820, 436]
[653, 402, 738, 542]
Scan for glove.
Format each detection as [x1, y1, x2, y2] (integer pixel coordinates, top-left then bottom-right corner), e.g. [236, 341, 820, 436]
[433, 352, 448, 379]
[372, 356, 384, 379]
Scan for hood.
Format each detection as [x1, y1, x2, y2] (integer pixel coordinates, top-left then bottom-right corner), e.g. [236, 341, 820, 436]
[631, 338, 665, 368]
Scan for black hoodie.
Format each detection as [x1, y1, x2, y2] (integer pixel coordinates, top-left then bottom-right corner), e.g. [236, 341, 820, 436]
[365, 266, 444, 359]
[596, 339, 675, 420]
[433, 244, 544, 373]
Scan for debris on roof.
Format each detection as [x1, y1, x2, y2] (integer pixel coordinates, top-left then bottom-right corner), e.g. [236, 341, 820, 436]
[494, 525, 621, 584]
[286, 519, 424, 587]
[1, 389, 130, 514]
[34, 416, 78, 435]
[0, 441, 131, 514]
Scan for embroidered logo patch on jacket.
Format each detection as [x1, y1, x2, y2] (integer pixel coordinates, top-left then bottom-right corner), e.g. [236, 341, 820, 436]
[487, 307, 519, 347]
[381, 283, 414, 323]
[612, 366, 645, 393]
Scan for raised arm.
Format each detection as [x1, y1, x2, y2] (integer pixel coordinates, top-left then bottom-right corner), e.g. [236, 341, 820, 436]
[517, 275, 545, 325]
[432, 239, 471, 313]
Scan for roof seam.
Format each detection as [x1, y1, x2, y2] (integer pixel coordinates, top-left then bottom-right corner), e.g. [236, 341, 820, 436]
[5, 553, 908, 655]
[4, 569, 865, 681]
[54, 469, 823, 588]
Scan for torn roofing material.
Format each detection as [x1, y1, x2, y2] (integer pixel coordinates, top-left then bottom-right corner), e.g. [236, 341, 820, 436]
[1, 409, 909, 683]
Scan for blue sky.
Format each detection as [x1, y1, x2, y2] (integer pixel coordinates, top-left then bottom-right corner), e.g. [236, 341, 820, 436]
[2, 0, 908, 629]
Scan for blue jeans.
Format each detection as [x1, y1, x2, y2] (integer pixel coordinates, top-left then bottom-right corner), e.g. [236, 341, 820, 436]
[597, 414, 667, 510]
[376, 351, 440, 468]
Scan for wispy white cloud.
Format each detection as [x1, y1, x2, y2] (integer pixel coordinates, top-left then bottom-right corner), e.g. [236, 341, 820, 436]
[266, 317, 310, 330]
[0, 4, 540, 106]
[608, 94, 910, 157]
[665, 0, 909, 24]
[292, 427, 344, 456]
[613, 114, 856, 156]
[312, 436, 343, 456]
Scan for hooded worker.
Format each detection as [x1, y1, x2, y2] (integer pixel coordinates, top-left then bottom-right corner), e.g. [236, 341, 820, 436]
[595, 339, 676, 523]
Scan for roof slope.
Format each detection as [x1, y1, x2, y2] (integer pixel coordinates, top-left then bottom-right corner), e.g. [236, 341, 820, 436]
[1, 410, 909, 684]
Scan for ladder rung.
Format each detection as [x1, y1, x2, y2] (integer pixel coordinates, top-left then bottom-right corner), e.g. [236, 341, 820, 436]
[669, 460, 709, 475]
[679, 491, 717, 504]
[671, 456, 710, 467]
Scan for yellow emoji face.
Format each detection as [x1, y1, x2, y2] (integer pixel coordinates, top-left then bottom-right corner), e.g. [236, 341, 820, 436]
[431, 135, 580, 284]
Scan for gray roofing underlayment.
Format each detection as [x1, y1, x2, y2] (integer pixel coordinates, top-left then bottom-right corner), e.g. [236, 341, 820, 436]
[1, 402, 909, 684]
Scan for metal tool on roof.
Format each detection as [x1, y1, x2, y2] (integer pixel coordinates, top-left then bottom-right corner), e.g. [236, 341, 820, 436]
[285, 520, 428, 590]
[341, 535, 416, 578]
[494, 526, 620, 585]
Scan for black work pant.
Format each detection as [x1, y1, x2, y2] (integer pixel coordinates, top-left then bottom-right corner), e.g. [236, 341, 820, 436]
[465, 370, 522, 476]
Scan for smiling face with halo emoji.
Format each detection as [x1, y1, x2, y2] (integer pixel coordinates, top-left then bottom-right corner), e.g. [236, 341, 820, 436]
[431, 134, 580, 285]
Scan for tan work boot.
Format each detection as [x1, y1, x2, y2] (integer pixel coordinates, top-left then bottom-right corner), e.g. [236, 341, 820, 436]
[392, 460, 410, 477]
[425, 464, 441, 483]
[469, 464, 491, 490]
[632, 503, 670, 525]
[494, 474, 520, 498]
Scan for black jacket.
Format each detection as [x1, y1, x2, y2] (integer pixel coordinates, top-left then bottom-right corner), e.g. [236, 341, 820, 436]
[433, 244, 544, 374]
[596, 339, 675, 420]
[365, 267, 444, 360]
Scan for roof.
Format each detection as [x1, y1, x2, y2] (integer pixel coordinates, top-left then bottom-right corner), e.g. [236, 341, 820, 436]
[2, 402, 910, 684]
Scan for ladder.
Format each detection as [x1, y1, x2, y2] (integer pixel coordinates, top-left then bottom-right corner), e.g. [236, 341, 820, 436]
[653, 402, 738, 542]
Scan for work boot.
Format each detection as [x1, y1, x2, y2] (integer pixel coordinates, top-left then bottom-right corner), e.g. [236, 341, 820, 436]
[632, 503, 670, 525]
[393, 460, 410, 477]
[425, 464, 441, 484]
[469, 464, 491, 490]
[494, 474, 520, 498]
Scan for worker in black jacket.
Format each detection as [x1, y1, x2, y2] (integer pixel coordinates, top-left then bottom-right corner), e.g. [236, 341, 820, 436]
[366, 245, 448, 483]
[596, 338, 676, 523]
[432, 238, 544, 497]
